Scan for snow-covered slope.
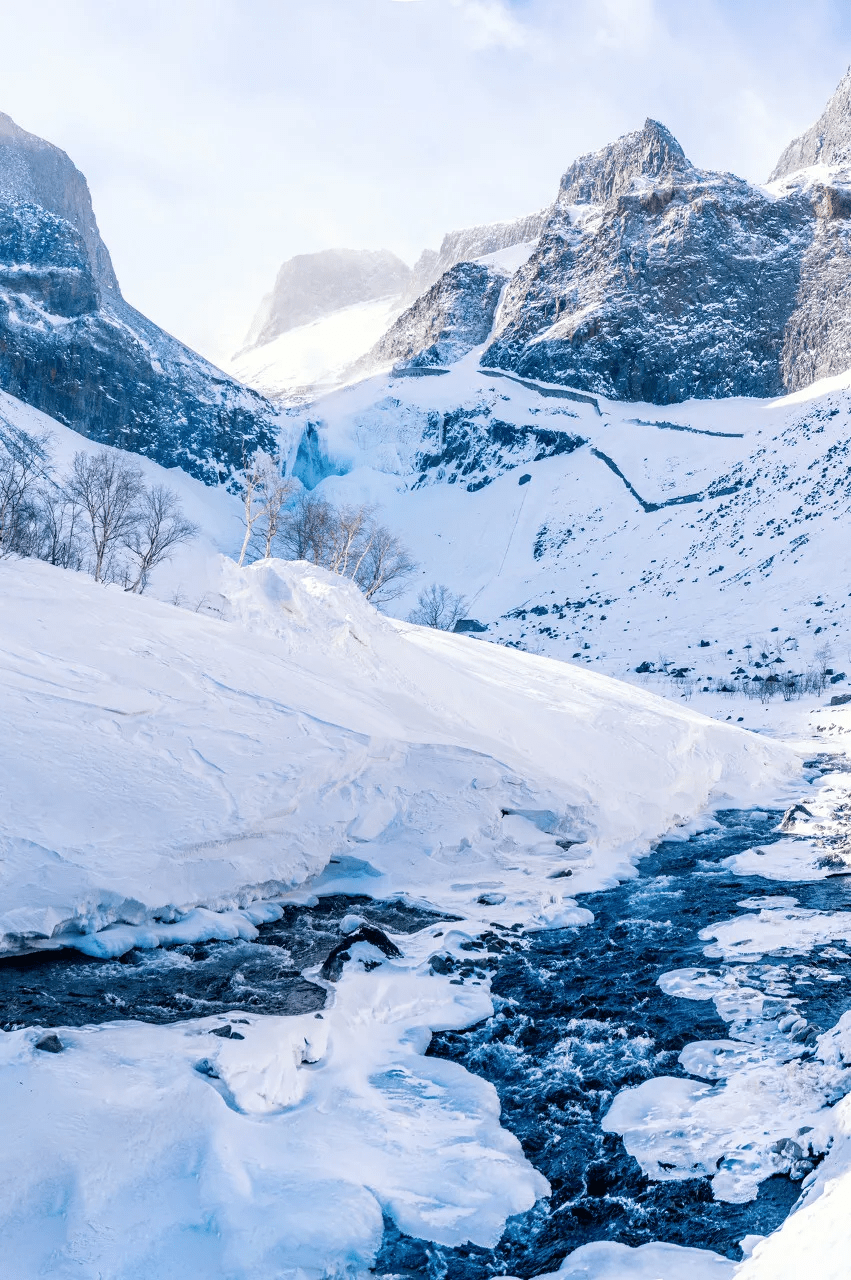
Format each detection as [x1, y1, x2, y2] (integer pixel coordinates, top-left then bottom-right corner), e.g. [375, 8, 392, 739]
[0, 551, 793, 957]
[229, 296, 402, 399]
[289, 357, 851, 706]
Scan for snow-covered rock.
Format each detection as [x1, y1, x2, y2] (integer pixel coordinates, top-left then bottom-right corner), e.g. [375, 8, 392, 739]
[358, 259, 508, 372]
[0, 111, 279, 482]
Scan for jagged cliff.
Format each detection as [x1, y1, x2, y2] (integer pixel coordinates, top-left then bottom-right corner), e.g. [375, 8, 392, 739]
[482, 119, 816, 402]
[362, 74, 851, 405]
[0, 112, 278, 482]
[358, 261, 507, 371]
[405, 210, 547, 300]
[770, 66, 851, 180]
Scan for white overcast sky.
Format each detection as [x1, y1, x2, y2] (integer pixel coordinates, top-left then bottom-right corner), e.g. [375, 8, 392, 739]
[2, 0, 850, 364]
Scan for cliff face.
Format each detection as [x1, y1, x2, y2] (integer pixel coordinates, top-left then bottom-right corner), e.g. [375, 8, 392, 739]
[481, 121, 815, 402]
[0, 111, 119, 294]
[406, 210, 547, 300]
[0, 113, 278, 482]
[360, 261, 507, 372]
[770, 66, 851, 180]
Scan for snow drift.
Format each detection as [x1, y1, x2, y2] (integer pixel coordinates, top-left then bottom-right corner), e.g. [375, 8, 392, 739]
[0, 553, 797, 956]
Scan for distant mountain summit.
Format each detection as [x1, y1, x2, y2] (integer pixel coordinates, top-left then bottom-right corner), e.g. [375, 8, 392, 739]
[241, 248, 412, 352]
[770, 66, 851, 180]
[231, 210, 545, 398]
[0, 112, 277, 481]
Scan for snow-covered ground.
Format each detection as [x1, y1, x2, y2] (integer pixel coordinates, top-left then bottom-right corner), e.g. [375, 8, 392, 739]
[227, 296, 403, 399]
[290, 351, 851, 698]
[0, 552, 793, 956]
[6, 370, 851, 1275]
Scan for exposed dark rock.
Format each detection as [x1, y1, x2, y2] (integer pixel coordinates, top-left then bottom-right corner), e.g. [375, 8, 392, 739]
[482, 119, 814, 403]
[413, 405, 585, 492]
[319, 924, 402, 981]
[34, 1033, 63, 1053]
[0, 112, 279, 483]
[453, 619, 488, 634]
[360, 261, 507, 372]
[829, 693, 851, 706]
[209, 1024, 245, 1040]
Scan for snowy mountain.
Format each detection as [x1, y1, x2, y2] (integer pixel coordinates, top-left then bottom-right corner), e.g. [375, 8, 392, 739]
[10, 61, 851, 1280]
[770, 65, 851, 178]
[230, 211, 546, 398]
[239, 247, 412, 351]
[0, 111, 279, 482]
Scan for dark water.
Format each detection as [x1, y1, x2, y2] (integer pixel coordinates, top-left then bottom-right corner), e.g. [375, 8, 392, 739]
[376, 808, 851, 1278]
[0, 895, 444, 1029]
[2, 814, 851, 1277]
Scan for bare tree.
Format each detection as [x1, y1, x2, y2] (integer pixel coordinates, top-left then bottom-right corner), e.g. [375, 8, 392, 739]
[0, 421, 51, 557]
[255, 455, 296, 559]
[408, 583, 468, 630]
[36, 487, 85, 570]
[276, 491, 416, 606]
[123, 484, 198, 593]
[65, 450, 145, 582]
[234, 451, 295, 565]
[278, 491, 336, 563]
[354, 521, 416, 604]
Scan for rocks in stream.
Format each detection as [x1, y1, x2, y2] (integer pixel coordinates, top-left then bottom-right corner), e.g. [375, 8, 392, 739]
[319, 925, 403, 982]
[34, 1034, 64, 1053]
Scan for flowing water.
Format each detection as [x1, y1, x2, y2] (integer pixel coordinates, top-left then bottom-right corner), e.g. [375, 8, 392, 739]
[2, 811, 850, 1277]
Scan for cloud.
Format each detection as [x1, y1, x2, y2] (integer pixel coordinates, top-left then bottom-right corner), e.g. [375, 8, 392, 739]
[450, 0, 531, 49]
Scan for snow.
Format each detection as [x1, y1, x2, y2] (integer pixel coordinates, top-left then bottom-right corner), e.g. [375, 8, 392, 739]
[227, 296, 404, 397]
[290, 353, 851, 717]
[523, 1239, 735, 1278]
[701, 902, 851, 960]
[0, 551, 796, 956]
[0, 958, 546, 1277]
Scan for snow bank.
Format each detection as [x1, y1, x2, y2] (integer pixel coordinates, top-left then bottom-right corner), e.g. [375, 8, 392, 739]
[522, 1239, 735, 1278]
[0, 957, 545, 1278]
[0, 554, 798, 955]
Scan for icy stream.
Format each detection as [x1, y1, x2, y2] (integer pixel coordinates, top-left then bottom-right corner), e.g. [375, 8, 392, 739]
[2, 810, 851, 1277]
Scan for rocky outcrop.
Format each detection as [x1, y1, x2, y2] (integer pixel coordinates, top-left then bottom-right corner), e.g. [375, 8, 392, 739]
[770, 66, 851, 180]
[0, 113, 278, 482]
[359, 261, 507, 371]
[241, 249, 412, 351]
[406, 210, 547, 300]
[483, 120, 814, 403]
[0, 111, 118, 293]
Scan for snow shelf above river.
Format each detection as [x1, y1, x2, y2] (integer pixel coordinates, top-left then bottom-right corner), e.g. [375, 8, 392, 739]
[0, 555, 798, 955]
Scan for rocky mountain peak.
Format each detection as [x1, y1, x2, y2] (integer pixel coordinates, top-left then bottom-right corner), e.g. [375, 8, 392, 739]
[0, 111, 119, 294]
[770, 66, 851, 180]
[557, 117, 692, 207]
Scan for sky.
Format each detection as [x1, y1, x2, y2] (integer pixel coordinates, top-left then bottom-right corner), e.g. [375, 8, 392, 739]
[2, 0, 851, 366]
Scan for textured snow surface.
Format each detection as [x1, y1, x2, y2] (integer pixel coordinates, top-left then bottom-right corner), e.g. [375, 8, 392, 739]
[0, 553, 795, 956]
[525, 1239, 735, 1278]
[227, 296, 403, 397]
[0, 959, 547, 1277]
